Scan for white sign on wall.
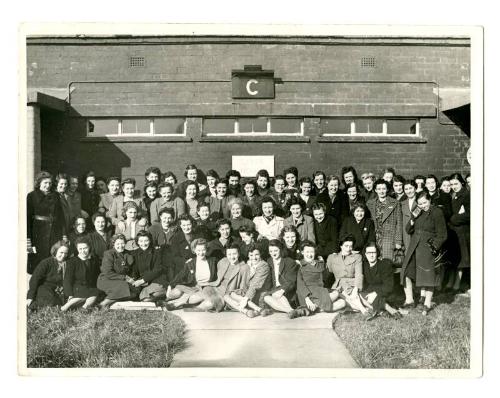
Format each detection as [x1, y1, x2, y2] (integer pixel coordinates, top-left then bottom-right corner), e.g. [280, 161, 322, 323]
[232, 155, 275, 177]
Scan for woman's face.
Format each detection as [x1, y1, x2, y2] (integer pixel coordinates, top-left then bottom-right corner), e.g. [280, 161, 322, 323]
[340, 240, 354, 256]
[39, 178, 52, 194]
[180, 220, 193, 235]
[218, 223, 231, 240]
[257, 176, 268, 189]
[146, 172, 159, 183]
[126, 207, 138, 221]
[268, 246, 281, 260]
[343, 171, 354, 185]
[195, 244, 207, 259]
[327, 179, 339, 195]
[314, 174, 325, 190]
[239, 232, 253, 245]
[55, 246, 69, 262]
[94, 216, 106, 232]
[404, 184, 416, 199]
[69, 178, 79, 193]
[165, 176, 176, 186]
[56, 179, 68, 194]
[450, 179, 463, 193]
[353, 207, 365, 222]
[160, 212, 174, 229]
[274, 179, 285, 193]
[137, 236, 151, 251]
[289, 204, 302, 219]
[285, 173, 297, 187]
[122, 183, 135, 198]
[417, 196, 431, 212]
[261, 202, 274, 217]
[313, 208, 325, 223]
[113, 238, 126, 252]
[425, 178, 437, 194]
[185, 184, 197, 199]
[228, 176, 240, 188]
[364, 247, 378, 264]
[74, 218, 86, 234]
[440, 180, 451, 193]
[383, 172, 394, 183]
[230, 204, 242, 219]
[393, 181, 403, 195]
[347, 186, 358, 201]
[86, 176, 96, 190]
[302, 246, 315, 262]
[77, 243, 90, 259]
[108, 180, 120, 196]
[216, 183, 227, 198]
[248, 249, 262, 266]
[160, 186, 173, 201]
[300, 182, 311, 196]
[375, 183, 388, 200]
[226, 248, 239, 265]
[145, 186, 157, 200]
[244, 183, 255, 197]
[283, 231, 297, 248]
[197, 206, 210, 221]
[186, 169, 197, 181]
[363, 178, 374, 191]
[207, 176, 217, 189]
[415, 179, 425, 190]
[96, 180, 108, 194]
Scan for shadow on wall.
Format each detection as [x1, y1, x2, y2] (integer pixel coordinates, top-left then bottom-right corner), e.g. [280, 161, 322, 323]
[443, 104, 470, 138]
[40, 108, 131, 180]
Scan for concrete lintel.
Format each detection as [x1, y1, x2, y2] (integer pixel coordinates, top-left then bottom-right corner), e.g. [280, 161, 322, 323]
[27, 90, 67, 112]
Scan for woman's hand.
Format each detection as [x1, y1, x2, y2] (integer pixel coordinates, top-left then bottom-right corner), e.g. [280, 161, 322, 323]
[365, 292, 377, 304]
[67, 296, 73, 302]
[395, 243, 402, 250]
[272, 289, 284, 299]
[238, 297, 249, 310]
[138, 218, 148, 227]
[125, 276, 135, 284]
[166, 285, 172, 299]
[305, 297, 317, 312]
[132, 278, 146, 288]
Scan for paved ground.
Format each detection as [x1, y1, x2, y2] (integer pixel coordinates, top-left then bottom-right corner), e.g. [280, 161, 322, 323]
[170, 311, 358, 368]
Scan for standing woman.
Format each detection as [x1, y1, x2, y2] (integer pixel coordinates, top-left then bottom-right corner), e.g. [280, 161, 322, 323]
[27, 171, 66, 273]
[440, 176, 452, 194]
[400, 191, 447, 315]
[177, 164, 207, 199]
[316, 175, 349, 227]
[312, 202, 339, 262]
[241, 179, 262, 219]
[163, 171, 178, 193]
[311, 171, 327, 196]
[142, 181, 159, 224]
[55, 173, 72, 233]
[108, 178, 147, 226]
[95, 177, 108, 195]
[184, 181, 200, 220]
[27, 241, 70, 309]
[115, 202, 148, 251]
[345, 183, 365, 212]
[366, 179, 403, 261]
[61, 237, 101, 312]
[400, 179, 419, 253]
[150, 182, 186, 223]
[205, 169, 220, 198]
[256, 169, 272, 197]
[206, 178, 233, 219]
[341, 166, 362, 194]
[67, 176, 83, 223]
[144, 166, 161, 184]
[361, 172, 377, 202]
[87, 213, 112, 260]
[339, 203, 375, 253]
[283, 167, 299, 195]
[96, 234, 136, 309]
[270, 175, 290, 217]
[81, 171, 100, 219]
[98, 177, 121, 216]
[448, 173, 470, 292]
[298, 177, 316, 216]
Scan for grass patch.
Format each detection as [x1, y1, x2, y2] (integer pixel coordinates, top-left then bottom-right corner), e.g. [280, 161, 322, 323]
[333, 293, 470, 368]
[27, 308, 187, 368]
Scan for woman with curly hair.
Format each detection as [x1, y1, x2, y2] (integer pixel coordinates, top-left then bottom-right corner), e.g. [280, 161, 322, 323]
[115, 201, 148, 251]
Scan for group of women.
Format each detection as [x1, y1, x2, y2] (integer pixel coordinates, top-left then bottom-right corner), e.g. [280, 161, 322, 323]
[26, 164, 471, 319]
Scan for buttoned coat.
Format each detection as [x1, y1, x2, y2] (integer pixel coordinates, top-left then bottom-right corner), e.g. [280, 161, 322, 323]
[265, 257, 299, 301]
[315, 190, 349, 227]
[253, 215, 285, 241]
[313, 216, 339, 259]
[96, 249, 134, 300]
[449, 188, 470, 269]
[284, 214, 316, 243]
[339, 216, 375, 253]
[326, 252, 363, 291]
[238, 260, 272, 303]
[212, 258, 247, 296]
[170, 256, 218, 288]
[366, 196, 403, 260]
[108, 195, 148, 226]
[131, 246, 168, 286]
[400, 197, 418, 251]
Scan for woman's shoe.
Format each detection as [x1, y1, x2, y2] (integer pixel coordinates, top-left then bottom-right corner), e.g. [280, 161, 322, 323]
[422, 304, 433, 316]
[390, 311, 403, 320]
[400, 302, 415, 310]
[259, 309, 273, 317]
[366, 311, 380, 321]
[246, 310, 258, 318]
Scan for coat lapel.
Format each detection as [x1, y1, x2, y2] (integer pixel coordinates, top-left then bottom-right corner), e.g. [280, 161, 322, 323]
[381, 198, 397, 223]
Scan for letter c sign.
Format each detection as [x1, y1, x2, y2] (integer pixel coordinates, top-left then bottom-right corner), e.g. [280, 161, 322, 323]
[246, 79, 259, 96]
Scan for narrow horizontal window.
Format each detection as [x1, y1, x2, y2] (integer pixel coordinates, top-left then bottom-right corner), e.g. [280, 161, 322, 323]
[87, 119, 119, 136]
[203, 118, 235, 135]
[238, 117, 268, 133]
[320, 118, 352, 135]
[203, 118, 303, 136]
[354, 119, 384, 134]
[271, 118, 303, 135]
[386, 119, 418, 135]
[121, 119, 151, 135]
[153, 118, 186, 135]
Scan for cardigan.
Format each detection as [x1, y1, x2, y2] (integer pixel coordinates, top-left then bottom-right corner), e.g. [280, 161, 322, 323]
[284, 214, 316, 243]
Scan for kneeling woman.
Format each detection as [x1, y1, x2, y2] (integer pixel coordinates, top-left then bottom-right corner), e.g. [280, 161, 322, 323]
[96, 234, 136, 309]
[291, 241, 346, 318]
[224, 243, 272, 318]
[61, 237, 101, 311]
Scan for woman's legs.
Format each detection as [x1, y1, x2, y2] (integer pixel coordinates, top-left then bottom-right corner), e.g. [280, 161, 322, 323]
[82, 296, 98, 309]
[264, 295, 293, 313]
[224, 294, 258, 317]
[61, 297, 85, 312]
[424, 288, 434, 308]
[230, 292, 262, 312]
[403, 277, 415, 304]
[453, 270, 463, 291]
[166, 287, 183, 301]
[329, 290, 347, 312]
[99, 298, 116, 309]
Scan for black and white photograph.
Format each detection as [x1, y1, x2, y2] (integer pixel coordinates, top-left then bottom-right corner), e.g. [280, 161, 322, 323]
[17, 22, 483, 377]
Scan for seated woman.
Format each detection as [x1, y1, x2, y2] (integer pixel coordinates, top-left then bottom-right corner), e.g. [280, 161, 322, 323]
[184, 181, 200, 220]
[326, 235, 367, 314]
[150, 182, 186, 224]
[256, 169, 272, 197]
[261, 240, 298, 315]
[87, 212, 112, 260]
[98, 177, 121, 216]
[108, 178, 148, 226]
[169, 214, 197, 261]
[96, 234, 136, 309]
[253, 196, 285, 242]
[284, 197, 315, 243]
[166, 238, 218, 309]
[298, 176, 316, 216]
[360, 242, 402, 320]
[68, 216, 89, 256]
[61, 237, 101, 311]
[205, 178, 233, 219]
[339, 203, 376, 254]
[130, 230, 168, 302]
[207, 218, 241, 263]
[115, 201, 148, 251]
[311, 170, 327, 197]
[224, 244, 273, 318]
[149, 207, 179, 247]
[194, 202, 218, 241]
[238, 225, 264, 261]
[280, 225, 302, 261]
[290, 240, 346, 318]
[241, 179, 262, 219]
[228, 197, 255, 238]
[142, 181, 159, 224]
[27, 240, 70, 309]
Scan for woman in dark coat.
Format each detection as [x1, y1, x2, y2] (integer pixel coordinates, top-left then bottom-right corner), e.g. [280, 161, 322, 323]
[130, 230, 168, 302]
[27, 241, 70, 309]
[339, 203, 376, 253]
[315, 175, 349, 228]
[311, 202, 339, 262]
[81, 171, 100, 219]
[87, 213, 112, 260]
[170, 214, 197, 261]
[68, 216, 89, 256]
[61, 237, 101, 311]
[448, 173, 471, 292]
[27, 171, 66, 273]
[280, 225, 302, 261]
[241, 179, 262, 219]
[400, 191, 447, 315]
[96, 234, 136, 309]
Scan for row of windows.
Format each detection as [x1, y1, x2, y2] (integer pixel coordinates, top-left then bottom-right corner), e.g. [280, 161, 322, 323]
[87, 117, 419, 137]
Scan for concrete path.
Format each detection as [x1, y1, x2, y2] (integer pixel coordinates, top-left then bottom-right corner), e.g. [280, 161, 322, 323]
[170, 311, 358, 368]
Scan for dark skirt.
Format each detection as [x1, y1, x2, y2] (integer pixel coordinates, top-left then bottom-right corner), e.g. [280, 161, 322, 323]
[29, 219, 59, 274]
[298, 286, 333, 312]
[96, 275, 132, 300]
[451, 225, 470, 269]
[29, 284, 64, 309]
[72, 284, 101, 299]
[406, 252, 441, 288]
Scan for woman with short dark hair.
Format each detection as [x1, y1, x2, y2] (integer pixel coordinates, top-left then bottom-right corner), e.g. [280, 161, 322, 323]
[68, 216, 89, 256]
[150, 182, 186, 223]
[205, 169, 220, 198]
[311, 170, 327, 196]
[81, 171, 100, 218]
[87, 212, 112, 260]
[339, 203, 375, 253]
[108, 177, 148, 226]
[205, 178, 233, 219]
[177, 164, 207, 199]
[145, 166, 162, 184]
[315, 175, 349, 226]
[256, 169, 272, 197]
[241, 179, 262, 219]
[143, 181, 159, 224]
[184, 181, 200, 220]
[55, 173, 72, 232]
[98, 177, 121, 216]
[253, 196, 285, 242]
[298, 176, 316, 216]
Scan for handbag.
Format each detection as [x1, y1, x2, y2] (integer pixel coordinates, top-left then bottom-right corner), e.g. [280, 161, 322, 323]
[392, 247, 405, 267]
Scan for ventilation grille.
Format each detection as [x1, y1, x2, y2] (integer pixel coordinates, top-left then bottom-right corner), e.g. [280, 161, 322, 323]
[361, 57, 376, 68]
[129, 56, 145, 67]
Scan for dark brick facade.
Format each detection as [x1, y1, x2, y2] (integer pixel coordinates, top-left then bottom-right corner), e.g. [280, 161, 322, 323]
[27, 36, 470, 190]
